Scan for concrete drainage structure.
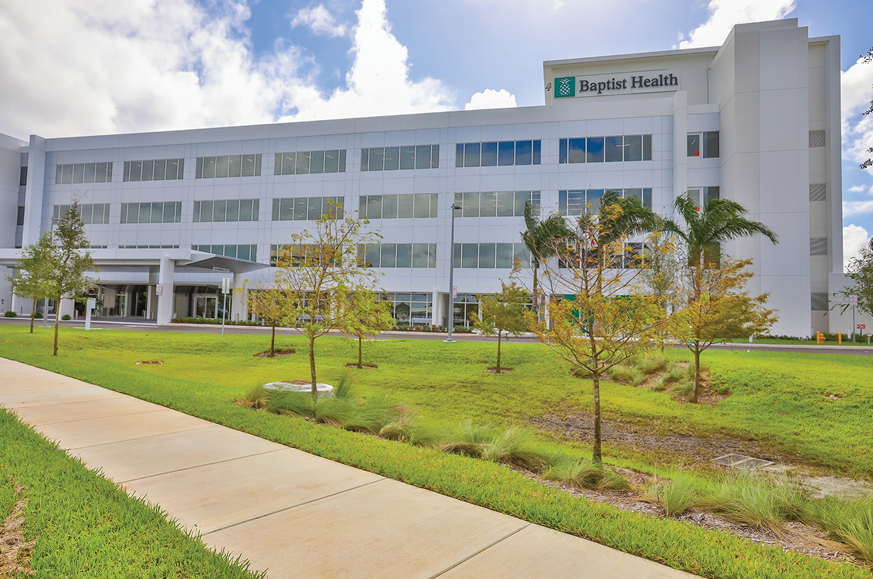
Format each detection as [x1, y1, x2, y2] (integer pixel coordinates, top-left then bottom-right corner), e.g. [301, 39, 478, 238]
[264, 381, 334, 398]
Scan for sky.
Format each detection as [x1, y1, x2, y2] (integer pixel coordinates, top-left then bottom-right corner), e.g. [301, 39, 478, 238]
[0, 0, 871, 267]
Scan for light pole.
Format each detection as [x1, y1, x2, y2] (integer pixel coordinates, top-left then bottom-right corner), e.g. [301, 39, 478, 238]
[445, 203, 460, 343]
[42, 217, 59, 328]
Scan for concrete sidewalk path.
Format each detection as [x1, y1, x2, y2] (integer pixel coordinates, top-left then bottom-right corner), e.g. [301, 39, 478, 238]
[0, 357, 696, 578]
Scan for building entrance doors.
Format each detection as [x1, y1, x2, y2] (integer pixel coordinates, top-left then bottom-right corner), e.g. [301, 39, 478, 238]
[194, 295, 218, 319]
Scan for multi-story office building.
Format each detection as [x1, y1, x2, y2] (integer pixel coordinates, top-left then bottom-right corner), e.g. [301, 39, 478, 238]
[0, 19, 861, 336]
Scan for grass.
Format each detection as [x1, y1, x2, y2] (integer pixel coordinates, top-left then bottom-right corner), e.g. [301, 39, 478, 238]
[805, 497, 873, 562]
[2, 325, 873, 578]
[699, 473, 810, 534]
[544, 456, 629, 491]
[646, 473, 701, 517]
[0, 409, 264, 579]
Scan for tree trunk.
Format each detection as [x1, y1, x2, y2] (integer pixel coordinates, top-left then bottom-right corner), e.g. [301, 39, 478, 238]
[532, 264, 539, 319]
[357, 335, 363, 369]
[270, 323, 276, 357]
[30, 298, 35, 333]
[692, 344, 701, 403]
[308, 334, 317, 401]
[592, 372, 602, 464]
[53, 305, 60, 356]
[496, 330, 502, 372]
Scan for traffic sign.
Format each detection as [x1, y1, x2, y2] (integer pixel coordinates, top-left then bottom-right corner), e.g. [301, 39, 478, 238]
[849, 295, 858, 306]
[858, 324, 866, 330]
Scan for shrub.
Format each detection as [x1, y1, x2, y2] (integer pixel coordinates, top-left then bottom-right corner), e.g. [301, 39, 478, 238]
[646, 474, 700, 517]
[61, 314, 71, 320]
[544, 456, 629, 491]
[32, 312, 43, 319]
[4, 311, 16, 317]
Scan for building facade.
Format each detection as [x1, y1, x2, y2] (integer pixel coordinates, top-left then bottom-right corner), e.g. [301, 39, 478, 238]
[0, 19, 862, 336]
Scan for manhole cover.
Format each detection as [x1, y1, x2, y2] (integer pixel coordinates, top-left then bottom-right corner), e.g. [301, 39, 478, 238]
[713, 453, 774, 469]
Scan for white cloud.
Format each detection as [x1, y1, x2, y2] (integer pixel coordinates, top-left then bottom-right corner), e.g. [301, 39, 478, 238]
[464, 89, 517, 111]
[844, 200, 873, 217]
[291, 4, 346, 38]
[843, 224, 871, 269]
[849, 185, 867, 193]
[678, 0, 796, 49]
[841, 53, 873, 176]
[0, 0, 455, 139]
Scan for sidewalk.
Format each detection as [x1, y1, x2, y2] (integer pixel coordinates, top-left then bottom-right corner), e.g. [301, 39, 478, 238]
[0, 357, 695, 579]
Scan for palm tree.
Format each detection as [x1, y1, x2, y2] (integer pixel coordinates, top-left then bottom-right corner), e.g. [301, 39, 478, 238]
[521, 201, 570, 316]
[663, 193, 778, 401]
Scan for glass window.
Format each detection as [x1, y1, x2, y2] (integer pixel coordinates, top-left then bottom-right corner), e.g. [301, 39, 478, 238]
[274, 153, 283, 175]
[339, 150, 346, 172]
[706, 186, 720, 204]
[324, 150, 339, 173]
[624, 136, 642, 162]
[687, 134, 700, 157]
[559, 139, 568, 164]
[462, 244, 478, 268]
[412, 243, 429, 268]
[368, 148, 383, 171]
[228, 155, 241, 178]
[163, 202, 175, 223]
[126, 204, 139, 224]
[296, 151, 311, 174]
[141, 160, 154, 181]
[428, 244, 437, 268]
[515, 141, 532, 165]
[705, 131, 720, 158]
[19, 166, 27, 187]
[199, 200, 213, 223]
[480, 191, 497, 217]
[587, 137, 604, 162]
[687, 188, 702, 209]
[463, 192, 479, 217]
[498, 141, 514, 166]
[396, 243, 412, 268]
[374, 195, 393, 219]
[365, 244, 380, 267]
[496, 244, 514, 268]
[215, 156, 229, 178]
[166, 159, 179, 180]
[479, 243, 496, 268]
[153, 160, 166, 180]
[481, 142, 498, 166]
[414, 193, 430, 218]
[380, 244, 396, 268]
[84, 163, 96, 183]
[624, 188, 642, 204]
[294, 198, 308, 220]
[275, 198, 290, 221]
[605, 136, 623, 162]
[203, 157, 215, 178]
[310, 151, 325, 174]
[569, 138, 585, 163]
[464, 143, 480, 167]
[384, 147, 399, 170]
[361, 149, 369, 172]
[138, 203, 150, 224]
[398, 194, 414, 218]
[226, 199, 240, 222]
[453, 244, 461, 268]
[587, 190, 603, 213]
[282, 153, 295, 175]
[237, 245, 251, 261]
[129, 161, 142, 182]
[80, 204, 93, 225]
[72, 164, 84, 183]
[96, 162, 108, 183]
[643, 188, 652, 210]
[400, 146, 416, 170]
[431, 145, 439, 168]
[240, 199, 253, 222]
[308, 197, 322, 220]
[430, 192, 438, 218]
[415, 145, 430, 169]
[213, 200, 227, 222]
[455, 144, 464, 168]
[533, 140, 541, 164]
[514, 191, 531, 216]
[367, 196, 383, 219]
[643, 135, 652, 161]
[246, 154, 260, 177]
[514, 243, 531, 267]
[496, 191, 514, 217]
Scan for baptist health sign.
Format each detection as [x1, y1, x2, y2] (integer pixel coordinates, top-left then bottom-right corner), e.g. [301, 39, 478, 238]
[555, 70, 680, 98]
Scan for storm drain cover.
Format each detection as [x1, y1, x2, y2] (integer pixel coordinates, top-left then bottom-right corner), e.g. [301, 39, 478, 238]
[713, 453, 774, 469]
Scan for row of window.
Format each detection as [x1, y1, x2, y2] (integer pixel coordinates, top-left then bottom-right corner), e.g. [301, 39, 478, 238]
[274, 150, 347, 175]
[452, 243, 532, 269]
[558, 189, 653, 215]
[453, 191, 540, 218]
[361, 145, 440, 172]
[118, 244, 179, 249]
[52, 203, 112, 225]
[271, 197, 344, 222]
[455, 140, 541, 168]
[558, 135, 653, 164]
[359, 243, 439, 269]
[193, 199, 260, 223]
[686, 187, 720, 210]
[120, 202, 183, 224]
[195, 155, 263, 179]
[123, 159, 185, 182]
[358, 193, 438, 220]
[193, 244, 258, 261]
[687, 132, 719, 158]
[55, 162, 113, 185]
[558, 242, 643, 270]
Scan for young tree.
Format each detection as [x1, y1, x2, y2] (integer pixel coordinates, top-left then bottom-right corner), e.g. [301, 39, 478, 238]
[527, 193, 671, 465]
[521, 201, 571, 317]
[663, 193, 778, 400]
[471, 281, 530, 372]
[344, 289, 394, 369]
[42, 202, 98, 355]
[638, 224, 684, 315]
[272, 206, 380, 398]
[678, 258, 778, 402]
[834, 237, 873, 321]
[6, 231, 54, 333]
[247, 287, 287, 357]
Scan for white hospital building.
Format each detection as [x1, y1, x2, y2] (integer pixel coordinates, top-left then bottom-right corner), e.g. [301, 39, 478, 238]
[0, 19, 863, 337]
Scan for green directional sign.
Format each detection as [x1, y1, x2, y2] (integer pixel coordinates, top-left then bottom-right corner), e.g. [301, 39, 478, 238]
[555, 76, 575, 98]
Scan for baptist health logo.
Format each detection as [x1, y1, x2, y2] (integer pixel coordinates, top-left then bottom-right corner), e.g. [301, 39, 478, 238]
[555, 76, 575, 98]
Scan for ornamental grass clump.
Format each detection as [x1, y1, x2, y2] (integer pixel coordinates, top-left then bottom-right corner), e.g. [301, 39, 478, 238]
[479, 426, 548, 469]
[803, 496, 873, 563]
[544, 456, 629, 491]
[646, 474, 701, 517]
[700, 473, 809, 534]
[636, 355, 669, 376]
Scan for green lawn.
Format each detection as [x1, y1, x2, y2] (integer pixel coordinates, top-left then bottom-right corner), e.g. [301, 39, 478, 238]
[1, 325, 872, 579]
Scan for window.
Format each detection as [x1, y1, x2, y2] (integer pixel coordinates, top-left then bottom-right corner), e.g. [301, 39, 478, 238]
[194, 199, 259, 223]
[55, 162, 113, 184]
[559, 135, 652, 163]
[357, 243, 437, 268]
[811, 293, 828, 311]
[686, 187, 719, 211]
[809, 130, 826, 148]
[687, 132, 719, 158]
[16, 206, 25, 226]
[559, 189, 652, 215]
[123, 158, 184, 182]
[810, 238, 828, 256]
[195, 154, 261, 178]
[119, 245, 179, 249]
[383, 293, 433, 325]
[271, 197, 343, 221]
[19, 167, 27, 187]
[269, 244, 344, 268]
[452, 243, 531, 268]
[120, 202, 182, 224]
[453, 191, 539, 218]
[358, 194, 438, 219]
[274, 150, 347, 175]
[455, 140, 541, 167]
[193, 244, 258, 261]
[361, 145, 438, 171]
[53, 204, 111, 225]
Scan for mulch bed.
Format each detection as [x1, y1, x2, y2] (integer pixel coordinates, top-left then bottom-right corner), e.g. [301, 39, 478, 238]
[254, 349, 296, 357]
[486, 367, 513, 374]
[344, 363, 378, 369]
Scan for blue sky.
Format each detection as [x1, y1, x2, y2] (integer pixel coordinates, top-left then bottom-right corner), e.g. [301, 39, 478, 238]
[0, 0, 871, 264]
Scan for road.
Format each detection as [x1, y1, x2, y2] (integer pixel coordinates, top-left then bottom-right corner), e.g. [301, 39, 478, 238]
[2, 317, 872, 356]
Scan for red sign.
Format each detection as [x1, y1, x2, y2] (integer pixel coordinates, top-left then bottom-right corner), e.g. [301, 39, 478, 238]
[858, 324, 866, 330]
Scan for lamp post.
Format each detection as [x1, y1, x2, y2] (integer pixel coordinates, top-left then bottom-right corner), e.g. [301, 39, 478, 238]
[445, 203, 460, 343]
